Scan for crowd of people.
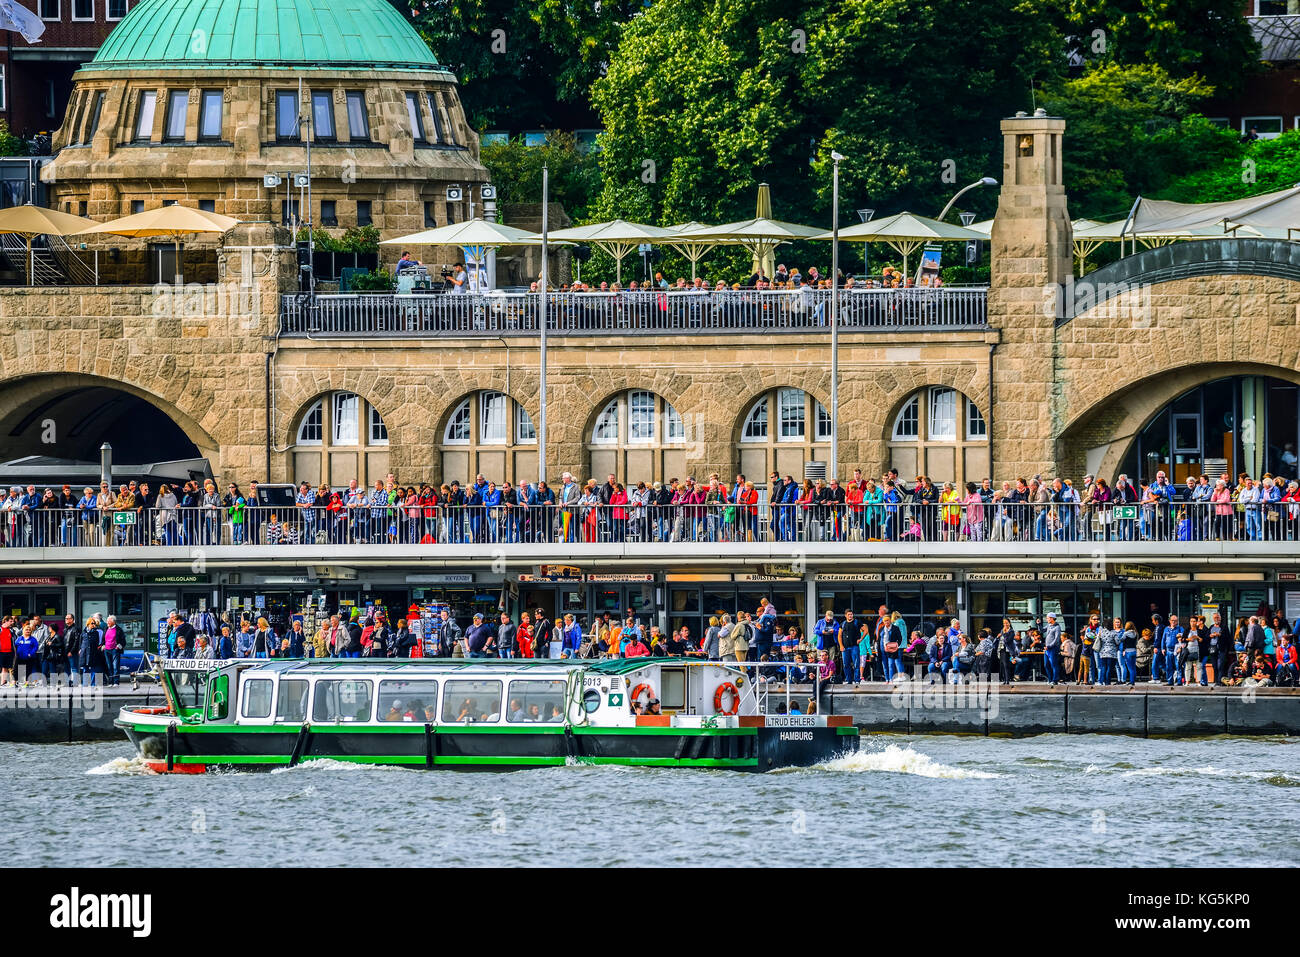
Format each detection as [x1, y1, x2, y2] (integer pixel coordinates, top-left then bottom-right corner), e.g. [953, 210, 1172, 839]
[4, 465, 1300, 547]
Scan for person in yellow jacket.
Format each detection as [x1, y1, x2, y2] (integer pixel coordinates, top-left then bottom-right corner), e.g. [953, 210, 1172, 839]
[939, 482, 962, 540]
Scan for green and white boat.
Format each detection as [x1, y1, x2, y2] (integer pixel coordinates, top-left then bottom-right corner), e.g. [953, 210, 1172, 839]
[116, 657, 857, 773]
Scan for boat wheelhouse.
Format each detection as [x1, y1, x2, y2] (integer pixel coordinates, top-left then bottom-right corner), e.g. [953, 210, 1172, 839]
[116, 657, 857, 773]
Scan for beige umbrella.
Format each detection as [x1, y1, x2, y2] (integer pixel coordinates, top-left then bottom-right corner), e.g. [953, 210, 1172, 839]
[815, 211, 984, 276]
[546, 219, 675, 282]
[382, 218, 559, 289]
[663, 221, 746, 280]
[0, 204, 99, 285]
[76, 205, 240, 283]
[686, 216, 824, 279]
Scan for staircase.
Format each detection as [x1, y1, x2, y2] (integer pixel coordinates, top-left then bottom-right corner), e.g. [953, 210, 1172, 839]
[0, 232, 96, 285]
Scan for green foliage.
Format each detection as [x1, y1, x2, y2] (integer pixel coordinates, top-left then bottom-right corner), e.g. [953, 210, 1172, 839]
[399, 0, 638, 130]
[1064, 0, 1260, 98]
[480, 132, 603, 222]
[348, 268, 397, 292]
[295, 224, 382, 253]
[0, 120, 25, 157]
[1040, 63, 1231, 218]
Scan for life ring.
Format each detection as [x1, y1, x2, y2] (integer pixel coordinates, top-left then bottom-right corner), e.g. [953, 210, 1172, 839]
[713, 682, 740, 716]
[136, 706, 170, 715]
[629, 683, 655, 708]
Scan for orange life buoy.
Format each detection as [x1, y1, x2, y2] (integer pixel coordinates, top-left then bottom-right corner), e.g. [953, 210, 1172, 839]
[713, 682, 739, 715]
[136, 706, 170, 715]
[629, 683, 655, 708]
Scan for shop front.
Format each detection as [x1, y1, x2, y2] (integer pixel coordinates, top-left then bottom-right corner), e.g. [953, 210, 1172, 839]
[518, 572, 657, 631]
[667, 575, 806, 645]
[75, 571, 215, 655]
[0, 576, 68, 635]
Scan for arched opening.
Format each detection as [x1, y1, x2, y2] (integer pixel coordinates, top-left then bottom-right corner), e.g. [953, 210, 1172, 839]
[438, 390, 537, 484]
[1117, 375, 1299, 484]
[0, 377, 213, 485]
[736, 388, 830, 482]
[887, 386, 987, 488]
[586, 389, 686, 484]
[289, 391, 390, 487]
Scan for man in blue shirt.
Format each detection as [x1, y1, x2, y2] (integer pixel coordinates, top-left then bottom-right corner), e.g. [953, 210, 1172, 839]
[1158, 614, 1184, 686]
[813, 610, 839, 653]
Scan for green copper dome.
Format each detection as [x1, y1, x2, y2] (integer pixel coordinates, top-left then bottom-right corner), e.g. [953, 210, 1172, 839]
[89, 0, 441, 71]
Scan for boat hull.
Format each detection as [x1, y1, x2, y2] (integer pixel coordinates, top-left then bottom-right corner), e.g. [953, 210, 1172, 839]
[117, 719, 857, 773]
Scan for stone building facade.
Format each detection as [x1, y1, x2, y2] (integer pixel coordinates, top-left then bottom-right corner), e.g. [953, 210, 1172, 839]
[5, 104, 1300, 490]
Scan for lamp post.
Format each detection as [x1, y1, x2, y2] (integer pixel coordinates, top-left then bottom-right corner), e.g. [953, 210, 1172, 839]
[830, 150, 845, 481]
[856, 207, 874, 278]
[937, 176, 997, 223]
[538, 165, 549, 485]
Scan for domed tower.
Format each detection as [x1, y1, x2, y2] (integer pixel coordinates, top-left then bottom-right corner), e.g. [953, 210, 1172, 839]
[43, 0, 486, 244]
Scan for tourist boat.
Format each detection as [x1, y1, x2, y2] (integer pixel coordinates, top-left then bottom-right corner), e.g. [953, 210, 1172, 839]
[115, 657, 857, 773]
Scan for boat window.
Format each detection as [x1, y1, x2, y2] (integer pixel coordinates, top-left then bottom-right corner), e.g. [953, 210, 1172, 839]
[207, 674, 229, 720]
[312, 679, 375, 722]
[172, 668, 210, 710]
[240, 678, 273, 719]
[442, 679, 502, 723]
[582, 688, 601, 714]
[506, 679, 567, 723]
[276, 678, 309, 723]
[378, 679, 439, 722]
[660, 668, 686, 711]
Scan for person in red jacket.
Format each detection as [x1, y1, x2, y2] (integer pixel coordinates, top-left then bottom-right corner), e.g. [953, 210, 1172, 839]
[1276, 634, 1299, 686]
[0, 615, 15, 688]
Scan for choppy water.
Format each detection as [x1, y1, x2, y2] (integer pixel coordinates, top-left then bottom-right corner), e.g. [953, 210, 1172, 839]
[5, 735, 1297, 867]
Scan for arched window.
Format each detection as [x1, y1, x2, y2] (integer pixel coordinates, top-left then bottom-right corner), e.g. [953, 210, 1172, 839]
[439, 391, 537, 484]
[888, 386, 988, 487]
[290, 391, 389, 488]
[587, 390, 686, 483]
[737, 389, 830, 482]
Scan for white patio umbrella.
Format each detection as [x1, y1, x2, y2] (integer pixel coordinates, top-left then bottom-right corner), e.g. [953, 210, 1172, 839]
[662, 221, 747, 280]
[545, 219, 675, 282]
[685, 217, 824, 279]
[382, 218, 556, 289]
[814, 211, 984, 276]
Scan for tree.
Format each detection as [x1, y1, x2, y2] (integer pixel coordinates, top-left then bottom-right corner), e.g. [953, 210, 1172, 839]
[0, 120, 25, 157]
[480, 131, 602, 222]
[1064, 0, 1260, 98]
[397, 0, 639, 131]
[1040, 63, 1230, 219]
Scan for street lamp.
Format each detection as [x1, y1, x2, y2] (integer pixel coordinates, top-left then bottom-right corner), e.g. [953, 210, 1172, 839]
[830, 150, 845, 481]
[539, 165, 549, 485]
[856, 207, 875, 278]
[937, 176, 998, 223]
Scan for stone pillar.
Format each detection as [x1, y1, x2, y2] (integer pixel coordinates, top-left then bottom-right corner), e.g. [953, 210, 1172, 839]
[988, 110, 1072, 479]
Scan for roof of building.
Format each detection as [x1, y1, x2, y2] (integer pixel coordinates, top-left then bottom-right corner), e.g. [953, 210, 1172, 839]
[88, 0, 442, 72]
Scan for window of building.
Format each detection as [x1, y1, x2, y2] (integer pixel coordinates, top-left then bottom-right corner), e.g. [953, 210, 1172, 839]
[406, 92, 425, 141]
[311, 90, 335, 140]
[297, 401, 323, 445]
[592, 400, 619, 444]
[0, 66, 6, 113]
[320, 200, 337, 227]
[928, 387, 957, 441]
[276, 90, 300, 140]
[368, 405, 388, 445]
[39, 0, 59, 20]
[198, 199, 215, 212]
[134, 90, 156, 141]
[78, 201, 87, 216]
[1254, 0, 1290, 13]
[130, 200, 144, 214]
[444, 399, 471, 444]
[1241, 115, 1284, 139]
[816, 401, 833, 441]
[628, 390, 655, 442]
[280, 199, 300, 227]
[666, 405, 685, 442]
[777, 388, 805, 441]
[424, 202, 438, 228]
[164, 90, 188, 140]
[889, 386, 988, 488]
[426, 91, 444, 144]
[198, 90, 222, 139]
[72, 0, 92, 20]
[107, 0, 127, 19]
[479, 391, 509, 444]
[332, 392, 359, 445]
[516, 404, 536, 443]
[346, 91, 368, 141]
[356, 200, 372, 226]
[85, 91, 105, 141]
[742, 399, 768, 441]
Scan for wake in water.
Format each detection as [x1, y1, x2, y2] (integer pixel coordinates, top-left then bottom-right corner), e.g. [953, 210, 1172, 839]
[269, 758, 406, 774]
[807, 743, 999, 779]
[86, 755, 157, 776]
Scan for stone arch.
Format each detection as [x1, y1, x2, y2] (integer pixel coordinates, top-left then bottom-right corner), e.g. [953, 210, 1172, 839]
[0, 372, 221, 465]
[882, 382, 990, 488]
[1056, 360, 1300, 482]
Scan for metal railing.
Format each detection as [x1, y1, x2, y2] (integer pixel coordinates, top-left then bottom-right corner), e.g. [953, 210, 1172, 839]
[5, 501, 1298, 547]
[280, 286, 989, 336]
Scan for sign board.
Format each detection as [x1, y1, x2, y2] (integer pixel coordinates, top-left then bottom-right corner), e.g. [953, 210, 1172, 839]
[406, 574, 474, 584]
[1112, 505, 1138, 521]
[0, 576, 62, 586]
[112, 511, 137, 526]
[1037, 572, 1106, 583]
[146, 574, 209, 585]
[885, 572, 953, 582]
[816, 574, 884, 582]
[587, 574, 655, 583]
[967, 572, 1035, 582]
[1286, 591, 1300, 626]
[85, 568, 138, 583]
